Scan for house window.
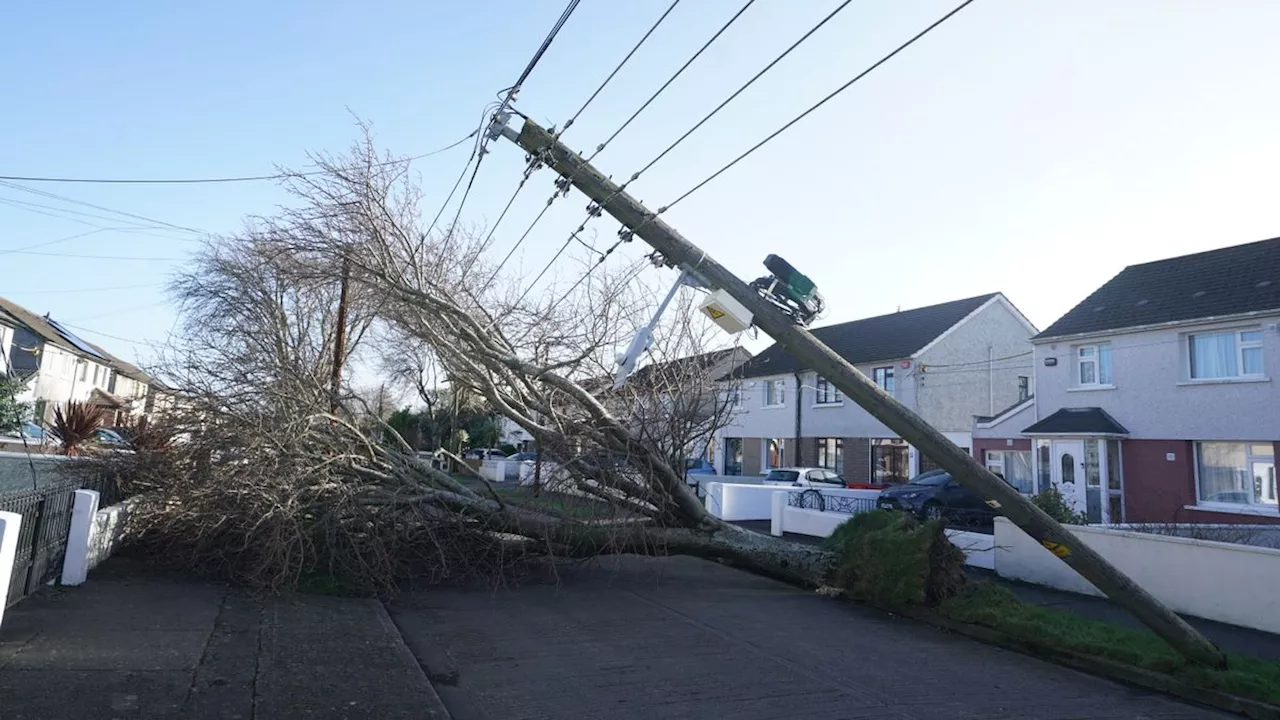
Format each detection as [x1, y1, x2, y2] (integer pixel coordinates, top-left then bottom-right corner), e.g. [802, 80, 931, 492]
[871, 438, 908, 484]
[1017, 375, 1030, 402]
[764, 438, 786, 470]
[78, 361, 88, 382]
[872, 366, 894, 394]
[1196, 442, 1276, 506]
[1189, 329, 1264, 380]
[986, 450, 1034, 495]
[816, 438, 843, 474]
[814, 377, 841, 405]
[763, 379, 785, 407]
[1076, 343, 1112, 386]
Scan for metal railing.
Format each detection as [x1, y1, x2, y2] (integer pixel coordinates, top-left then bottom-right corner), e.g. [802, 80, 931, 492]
[787, 488, 877, 515]
[0, 472, 124, 607]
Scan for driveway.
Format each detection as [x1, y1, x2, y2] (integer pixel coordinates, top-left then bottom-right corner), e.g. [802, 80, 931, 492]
[387, 555, 1230, 720]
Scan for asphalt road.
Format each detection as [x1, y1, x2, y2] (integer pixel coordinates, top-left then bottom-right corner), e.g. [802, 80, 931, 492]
[387, 554, 1231, 720]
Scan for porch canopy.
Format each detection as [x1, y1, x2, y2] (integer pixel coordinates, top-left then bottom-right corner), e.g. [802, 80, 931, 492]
[1022, 407, 1129, 437]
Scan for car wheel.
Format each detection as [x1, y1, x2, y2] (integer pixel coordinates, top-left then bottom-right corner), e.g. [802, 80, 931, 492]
[923, 502, 944, 521]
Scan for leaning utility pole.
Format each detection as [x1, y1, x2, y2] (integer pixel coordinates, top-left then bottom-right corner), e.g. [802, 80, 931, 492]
[490, 116, 1226, 668]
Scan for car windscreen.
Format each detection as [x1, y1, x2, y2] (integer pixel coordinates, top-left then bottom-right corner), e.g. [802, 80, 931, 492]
[764, 470, 800, 483]
[910, 473, 952, 487]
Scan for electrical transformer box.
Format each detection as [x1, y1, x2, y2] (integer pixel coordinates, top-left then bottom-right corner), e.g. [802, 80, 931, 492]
[699, 289, 753, 334]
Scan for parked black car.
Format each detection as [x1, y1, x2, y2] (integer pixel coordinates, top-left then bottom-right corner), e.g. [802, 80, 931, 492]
[876, 470, 995, 525]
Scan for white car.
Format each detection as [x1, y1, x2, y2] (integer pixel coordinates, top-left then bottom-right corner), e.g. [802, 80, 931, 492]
[761, 467, 848, 488]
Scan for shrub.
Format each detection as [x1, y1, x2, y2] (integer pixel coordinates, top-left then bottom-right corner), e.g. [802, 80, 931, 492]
[823, 510, 967, 607]
[50, 400, 106, 456]
[1031, 486, 1087, 525]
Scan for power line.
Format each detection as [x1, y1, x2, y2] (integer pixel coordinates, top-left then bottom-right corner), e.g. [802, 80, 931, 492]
[57, 321, 150, 345]
[0, 228, 111, 256]
[923, 350, 1033, 370]
[482, 0, 708, 285]
[662, 0, 978, 212]
[456, 0, 585, 280]
[5, 249, 183, 261]
[503, 230, 584, 315]
[63, 300, 170, 323]
[0, 129, 480, 185]
[494, 0, 582, 121]
[0, 179, 208, 235]
[557, 0, 682, 138]
[586, 0, 757, 163]
[2, 282, 164, 295]
[0, 195, 192, 235]
[631, 0, 856, 182]
[515, 0, 858, 279]
[424, 104, 498, 238]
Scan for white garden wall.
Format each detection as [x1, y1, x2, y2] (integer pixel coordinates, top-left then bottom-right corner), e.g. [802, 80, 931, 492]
[994, 517, 1280, 634]
[704, 482, 782, 521]
[945, 530, 994, 570]
[777, 506, 848, 538]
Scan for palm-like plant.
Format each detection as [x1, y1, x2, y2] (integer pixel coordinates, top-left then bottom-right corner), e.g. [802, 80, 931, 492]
[124, 415, 175, 454]
[50, 401, 107, 456]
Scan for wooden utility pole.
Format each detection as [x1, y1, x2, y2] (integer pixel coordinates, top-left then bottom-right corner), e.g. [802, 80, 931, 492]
[496, 117, 1226, 668]
[330, 256, 351, 413]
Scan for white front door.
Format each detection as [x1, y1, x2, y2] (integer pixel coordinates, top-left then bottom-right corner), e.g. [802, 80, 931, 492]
[1051, 440, 1087, 515]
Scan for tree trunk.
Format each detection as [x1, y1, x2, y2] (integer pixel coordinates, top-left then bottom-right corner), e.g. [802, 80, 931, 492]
[537, 519, 837, 588]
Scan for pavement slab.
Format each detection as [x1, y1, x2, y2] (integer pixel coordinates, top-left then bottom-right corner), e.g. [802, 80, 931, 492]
[388, 555, 1236, 720]
[0, 558, 446, 719]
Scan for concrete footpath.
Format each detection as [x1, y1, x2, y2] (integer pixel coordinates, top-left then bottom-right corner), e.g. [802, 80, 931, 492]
[0, 558, 447, 719]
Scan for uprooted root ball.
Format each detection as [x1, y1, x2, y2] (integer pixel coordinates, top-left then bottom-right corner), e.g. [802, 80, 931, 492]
[822, 510, 967, 607]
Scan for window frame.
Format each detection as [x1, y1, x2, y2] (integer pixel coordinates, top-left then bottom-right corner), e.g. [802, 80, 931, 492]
[986, 449, 1035, 495]
[762, 379, 786, 408]
[763, 438, 786, 470]
[814, 376, 842, 406]
[1017, 375, 1030, 402]
[1193, 441, 1277, 508]
[1075, 343, 1112, 387]
[1187, 328, 1264, 380]
[816, 437, 844, 474]
[872, 366, 895, 394]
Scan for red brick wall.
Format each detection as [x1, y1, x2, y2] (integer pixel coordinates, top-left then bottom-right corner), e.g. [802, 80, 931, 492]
[742, 438, 762, 476]
[1122, 439, 1280, 525]
[1121, 440, 1195, 523]
[973, 438, 1032, 464]
[843, 438, 870, 484]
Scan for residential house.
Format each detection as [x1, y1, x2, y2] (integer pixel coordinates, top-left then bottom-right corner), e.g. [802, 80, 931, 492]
[0, 314, 16, 379]
[715, 293, 1037, 483]
[974, 237, 1280, 525]
[497, 416, 533, 453]
[567, 347, 753, 462]
[0, 296, 153, 426]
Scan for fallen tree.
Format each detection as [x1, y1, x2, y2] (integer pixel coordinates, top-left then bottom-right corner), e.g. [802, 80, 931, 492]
[84, 132, 845, 592]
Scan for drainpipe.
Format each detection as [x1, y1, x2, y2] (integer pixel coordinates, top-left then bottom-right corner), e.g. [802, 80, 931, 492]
[793, 371, 803, 466]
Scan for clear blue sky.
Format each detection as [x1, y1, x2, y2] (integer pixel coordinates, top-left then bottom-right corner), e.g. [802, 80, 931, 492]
[4, 1, 1280, 369]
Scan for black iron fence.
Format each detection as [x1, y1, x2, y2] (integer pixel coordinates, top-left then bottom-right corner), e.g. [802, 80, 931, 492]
[787, 488, 877, 515]
[0, 472, 122, 608]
